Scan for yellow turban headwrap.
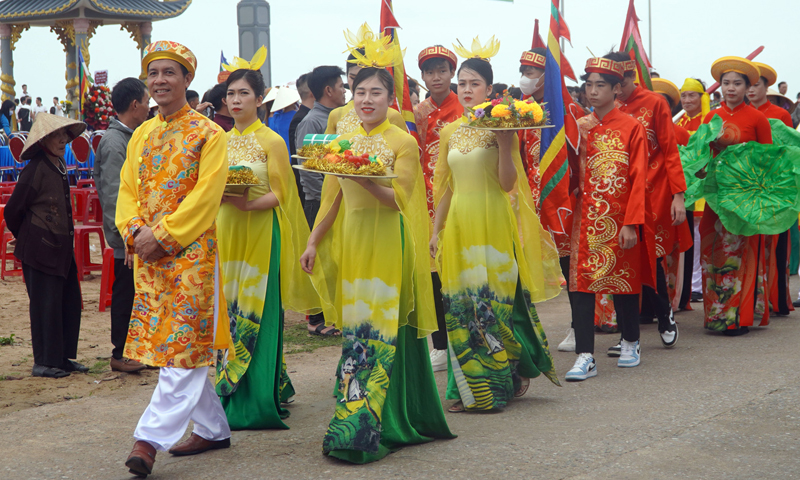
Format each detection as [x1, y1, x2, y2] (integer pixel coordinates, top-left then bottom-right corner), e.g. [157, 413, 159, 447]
[680, 78, 710, 120]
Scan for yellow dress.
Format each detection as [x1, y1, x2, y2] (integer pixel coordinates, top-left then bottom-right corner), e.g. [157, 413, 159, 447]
[434, 117, 562, 411]
[116, 103, 230, 368]
[214, 120, 319, 429]
[309, 118, 453, 463]
[324, 101, 407, 135]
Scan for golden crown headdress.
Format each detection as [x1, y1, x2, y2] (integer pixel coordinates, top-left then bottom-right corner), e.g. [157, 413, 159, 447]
[346, 27, 404, 69]
[343, 23, 387, 52]
[452, 35, 500, 62]
[222, 45, 267, 72]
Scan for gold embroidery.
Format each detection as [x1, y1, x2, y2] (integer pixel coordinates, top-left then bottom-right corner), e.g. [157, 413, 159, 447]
[449, 125, 498, 154]
[350, 132, 396, 169]
[227, 133, 271, 190]
[583, 128, 633, 292]
[336, 108, 362, 135]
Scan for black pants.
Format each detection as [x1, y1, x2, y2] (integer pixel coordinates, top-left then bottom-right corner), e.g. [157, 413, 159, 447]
[640, 257, 673, 333]
[678, 214, 695, 309]
[572, 291, 639, 355]
[775, 230, 791, 315]
[303, 198, 325, 327]
[430, 272, 447, 350]
[23, 259, 82, 367]
[111, 258, 135, 360]
[559, 256, 579, 328]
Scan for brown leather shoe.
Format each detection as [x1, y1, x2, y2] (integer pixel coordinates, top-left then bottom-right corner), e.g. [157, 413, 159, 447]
[125, 441, 156, 478]
[110, 357, 146, 373]
[168, 433, 230, 456]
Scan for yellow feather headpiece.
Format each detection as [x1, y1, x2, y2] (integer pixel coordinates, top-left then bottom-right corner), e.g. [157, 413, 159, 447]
[343, 23, 385, 51]
[452, 35, 500, 62]
[222, 45, 267, 72]
[347, 32, 404, 70]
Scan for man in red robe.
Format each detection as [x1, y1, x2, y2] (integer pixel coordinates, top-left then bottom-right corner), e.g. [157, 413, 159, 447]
[414, 45, 463, 371]
[748, 62, 794, 317]
[565, 57, 656, 381]
[603, 52, 691, 351]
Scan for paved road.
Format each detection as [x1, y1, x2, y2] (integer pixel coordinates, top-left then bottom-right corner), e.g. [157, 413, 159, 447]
[3, 283, 800, 480]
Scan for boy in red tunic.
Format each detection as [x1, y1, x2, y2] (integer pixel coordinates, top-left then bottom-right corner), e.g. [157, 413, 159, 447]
[565, 58, 656, 381]
[747, 62, 794, 317]
[601, 52, 691, 351]
[414, 45, 463, 369]
[701, 57, 773, 336]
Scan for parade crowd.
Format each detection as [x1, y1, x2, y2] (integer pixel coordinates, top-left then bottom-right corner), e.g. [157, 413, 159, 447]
[3, 20, 800, 478]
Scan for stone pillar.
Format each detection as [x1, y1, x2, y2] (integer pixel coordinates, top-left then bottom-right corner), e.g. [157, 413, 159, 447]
[237, 0, 271, 87]
[140, 21, 152, 57]
[0, 24, 14, 101]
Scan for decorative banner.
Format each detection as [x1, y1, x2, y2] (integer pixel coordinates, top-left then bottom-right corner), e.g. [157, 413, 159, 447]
[94, 70, 108, 86]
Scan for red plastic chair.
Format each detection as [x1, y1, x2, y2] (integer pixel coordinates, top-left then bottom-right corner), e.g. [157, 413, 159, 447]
[76, 178, 95, 189]
[70, 189, 89, 223]
[73, 225, 105, 281]
[99, 247, 114, 312]
[82, 194, 102, 226]
[71, 134, 92, 180]
[91, 130, 105, 153]
[8, 134, 24, 162]
[0, 220, 21, 279]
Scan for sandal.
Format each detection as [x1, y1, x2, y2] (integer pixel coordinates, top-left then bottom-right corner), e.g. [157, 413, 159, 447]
[308, 324, 341, 337]
[515, 377, 530, 398]
[31, 364, 69, 378]
[448, 401, 465, 413]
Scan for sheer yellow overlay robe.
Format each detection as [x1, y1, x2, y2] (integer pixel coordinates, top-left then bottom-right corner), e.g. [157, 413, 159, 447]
[434, 117, 562, 410]
[214, 121, 319, 405]
[116, 104, 231, 368]
[325, 101, 407, 135]
[308, 119, 452, 462]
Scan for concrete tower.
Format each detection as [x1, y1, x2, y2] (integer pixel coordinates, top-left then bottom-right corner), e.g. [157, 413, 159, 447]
[237, 0, 271, 87]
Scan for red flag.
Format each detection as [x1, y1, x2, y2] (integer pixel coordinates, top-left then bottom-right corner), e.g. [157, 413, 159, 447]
[379, 0, 419, 143]
[533, 17, 576, 82]
[620, 0, 651, 67]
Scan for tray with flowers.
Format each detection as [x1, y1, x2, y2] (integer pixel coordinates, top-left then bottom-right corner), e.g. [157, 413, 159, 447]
[466, 92, 552, 130]
[292, 139, 397, 179]
[225, 165, 264, 196]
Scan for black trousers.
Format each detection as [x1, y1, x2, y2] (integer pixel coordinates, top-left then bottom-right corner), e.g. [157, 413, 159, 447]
[23, 258, 82, 367]
[775, 230, 791, 315]
[430, 272, 448, 350]
[640, 257, 673, 333]
[559, 256, 579, 328]
[572, 291, 639, 355]
[678, 214, 695, 309]
[111, 258, 135, 360]
[303, 198, 325, 327]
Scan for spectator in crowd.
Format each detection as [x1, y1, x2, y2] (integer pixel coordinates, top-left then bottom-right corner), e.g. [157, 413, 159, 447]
[0, 100, 14, 135]
[267, 86, 300, 150]
[288, 72, 313, 204]
[186, 90, 200, 110]
[4, 114, 87, 378]
[792, 92, 800, 128]
[779, 81, 788, 95]
[208, 83, 233, 131]
[32, 97, 47, 121]
[18, 97, 32, 131]
[295, 65, 346, 336]
[52, 97, 63, 116]
[407, 77, 421, 108]
[491, 82, 507, 99]
[93, 78, 151, 373]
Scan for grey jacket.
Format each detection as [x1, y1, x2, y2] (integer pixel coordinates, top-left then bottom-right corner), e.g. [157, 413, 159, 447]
[93, 119, 134, 259]
[295, 102, 333, 201]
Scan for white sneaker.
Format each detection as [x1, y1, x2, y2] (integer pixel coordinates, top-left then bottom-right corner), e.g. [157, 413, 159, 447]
[660, 310, 678, 348]
[429, 349, 447, 372]
[565, 353, 597, 381]
[607, 338, 622, 357]
[557, 328, 576, 352]
[618, 340, 641, 367]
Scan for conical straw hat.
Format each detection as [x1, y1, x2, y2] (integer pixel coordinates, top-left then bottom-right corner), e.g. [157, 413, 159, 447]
[21, 113, 86, 160]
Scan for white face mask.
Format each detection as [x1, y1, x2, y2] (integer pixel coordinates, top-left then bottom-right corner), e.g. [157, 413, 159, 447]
[519, 74, 543, 96]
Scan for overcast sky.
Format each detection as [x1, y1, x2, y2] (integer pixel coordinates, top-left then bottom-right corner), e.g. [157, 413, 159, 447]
[12, 0, 799, 104]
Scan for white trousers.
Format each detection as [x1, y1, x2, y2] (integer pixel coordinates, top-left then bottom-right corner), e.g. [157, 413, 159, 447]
[134, 366, 231, 451]
[692, 219, 703, 293]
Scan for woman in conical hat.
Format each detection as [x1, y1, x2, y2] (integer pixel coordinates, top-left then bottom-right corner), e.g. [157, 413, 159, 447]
[4, 113, 87, 379]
